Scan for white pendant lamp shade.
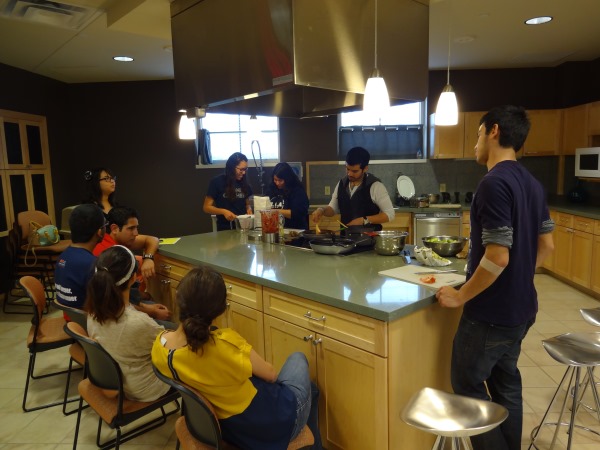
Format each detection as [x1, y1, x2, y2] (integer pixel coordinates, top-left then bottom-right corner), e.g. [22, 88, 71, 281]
[435, 84, 459, 125]
[364, 69, 390, 116]
[178, 114, 196, 140]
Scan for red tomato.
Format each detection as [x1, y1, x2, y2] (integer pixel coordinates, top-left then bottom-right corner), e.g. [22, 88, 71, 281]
[419, 275, 436, 284]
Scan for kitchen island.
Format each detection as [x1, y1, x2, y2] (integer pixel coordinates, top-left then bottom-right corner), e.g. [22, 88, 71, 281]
[149, 231, 464, 450]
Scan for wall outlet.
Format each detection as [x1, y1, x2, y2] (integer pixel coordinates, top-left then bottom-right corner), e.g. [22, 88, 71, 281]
[324, 186, 331, 195]
[439, 183, 446, 192]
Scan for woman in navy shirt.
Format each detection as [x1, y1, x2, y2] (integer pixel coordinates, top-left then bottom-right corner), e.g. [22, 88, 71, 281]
[268, 162, 309, 230]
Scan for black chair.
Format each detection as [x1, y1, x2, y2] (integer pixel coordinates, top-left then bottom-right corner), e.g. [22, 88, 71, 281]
[20, 276, 80, 412]
[65, 322, 181, 449]
[53, 299, 88, 415]
[152, 366, 314, 450]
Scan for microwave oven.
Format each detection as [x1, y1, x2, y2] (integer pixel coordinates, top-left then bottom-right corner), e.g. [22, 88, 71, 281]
[575, 147, 600, 178]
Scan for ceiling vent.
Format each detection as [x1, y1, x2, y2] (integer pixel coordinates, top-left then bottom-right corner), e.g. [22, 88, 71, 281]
[0, 0, 102, 30]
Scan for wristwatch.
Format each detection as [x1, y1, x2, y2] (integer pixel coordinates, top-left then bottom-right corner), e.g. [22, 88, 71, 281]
[142, 253, 154, 260]
[363, 216, 370, 226]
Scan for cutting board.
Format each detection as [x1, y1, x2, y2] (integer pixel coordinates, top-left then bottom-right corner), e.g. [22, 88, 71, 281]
[379, 265, 465, 289]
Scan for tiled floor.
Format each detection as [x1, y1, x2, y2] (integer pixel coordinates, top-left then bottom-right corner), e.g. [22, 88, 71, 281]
[1, 274, 599, 449]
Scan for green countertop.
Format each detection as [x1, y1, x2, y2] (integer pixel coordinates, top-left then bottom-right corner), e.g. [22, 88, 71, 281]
[158, 231, 466, 323]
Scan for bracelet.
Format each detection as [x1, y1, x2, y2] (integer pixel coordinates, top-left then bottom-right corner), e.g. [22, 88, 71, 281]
[142, 253, 154, 260]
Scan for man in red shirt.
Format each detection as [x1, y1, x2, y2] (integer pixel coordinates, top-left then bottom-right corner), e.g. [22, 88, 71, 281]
[94, 206, 172, 324]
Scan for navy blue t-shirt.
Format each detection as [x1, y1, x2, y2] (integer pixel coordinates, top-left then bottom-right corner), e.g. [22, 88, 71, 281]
[207, 174, 253, 231]
[269, 185, 309, 230]
[465, 160, 550, 326]
[54, 246, 96, 309]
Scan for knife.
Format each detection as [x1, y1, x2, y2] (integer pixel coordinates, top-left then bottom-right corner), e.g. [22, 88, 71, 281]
[414, 269, 458, 275]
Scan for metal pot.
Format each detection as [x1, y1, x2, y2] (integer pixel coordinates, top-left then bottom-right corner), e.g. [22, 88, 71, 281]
[426, 193, 440, 204]
[410, 196, 429, 208]
[373, 231, 408, 256]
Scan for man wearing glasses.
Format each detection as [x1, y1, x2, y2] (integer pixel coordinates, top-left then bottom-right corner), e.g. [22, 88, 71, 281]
[55, 204, 106, 315]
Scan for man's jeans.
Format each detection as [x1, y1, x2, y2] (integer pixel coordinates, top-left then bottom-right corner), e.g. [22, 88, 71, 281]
[451, 314, 534, 450]
[277, 352, 323, 449]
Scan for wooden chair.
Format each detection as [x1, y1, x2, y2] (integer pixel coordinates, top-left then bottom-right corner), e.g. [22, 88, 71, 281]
[152, 366, 314, 450]
[53, 299, 88, 415]
[20, 276, 80, 412]
[64, 322, 181, 449]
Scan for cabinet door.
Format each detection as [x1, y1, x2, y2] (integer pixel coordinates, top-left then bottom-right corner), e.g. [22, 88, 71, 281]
[429, 113, 465, 159]
[461, 211, 471, 239]
[381, 212, 412, 241]
[5, 169, 56, 225]
[592, 235, 600, 295]
[0, 116, 49, 169]
[463, 112, 485, 159]
[570, 230, 593, 288]
[541, 210, 557, 271]
[223, 274, 262, 310]
[524, 110, 561, 156]
[315, 335, 388, 450]
[552, 226, 572, 279]
[588, 101, 600, 135]
[0, 173, 9, 237]
[264, 315, 318, 382]
[562, 104, 589, 155]
[229, 301, 265, 357]
[309, 214, 341, 232]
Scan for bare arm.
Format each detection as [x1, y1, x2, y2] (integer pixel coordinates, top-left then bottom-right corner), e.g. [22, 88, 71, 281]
[436, 244, 509, 308]
[536, 233, 554, 268]
[130, 234, 160, 278]
[312, 205, 335, 223]
[250, 349, 277, 383]
[203, 196, 236, 221]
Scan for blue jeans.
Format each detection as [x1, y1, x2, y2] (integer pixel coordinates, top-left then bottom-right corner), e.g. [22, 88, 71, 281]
[277, 352, 322, 449]
[451, 314, 534, 450]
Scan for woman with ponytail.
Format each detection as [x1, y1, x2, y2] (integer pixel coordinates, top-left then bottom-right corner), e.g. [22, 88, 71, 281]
[85, 245, 170, 402]
[152, 266, 322, 450]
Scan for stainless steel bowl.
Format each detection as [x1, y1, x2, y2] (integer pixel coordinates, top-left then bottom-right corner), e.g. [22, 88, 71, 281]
[422, 235, 468, 257]
[310, 238, 355, 255]
[374, 231, 408, 255]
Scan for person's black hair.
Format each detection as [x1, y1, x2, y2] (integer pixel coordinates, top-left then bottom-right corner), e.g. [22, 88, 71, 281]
[176, 266, 228, 353]
[83, 167, 117, 207]
[224, 152, 250, 200]
[69, 204, 105, 243]
[85, 246, 136, 324]
[268, 162, 302, 194]
[107, 206, 138, 230]
[346, 147, 370, 169]
[480, 105, 531, 152]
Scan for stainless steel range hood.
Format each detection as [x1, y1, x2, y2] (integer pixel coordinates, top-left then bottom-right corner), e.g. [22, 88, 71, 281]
[170, 0, 429, 118]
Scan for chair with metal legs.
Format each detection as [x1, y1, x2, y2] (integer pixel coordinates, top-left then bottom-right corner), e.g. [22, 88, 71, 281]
[401, 387, 509, 450]
[529, 332, 600, 450]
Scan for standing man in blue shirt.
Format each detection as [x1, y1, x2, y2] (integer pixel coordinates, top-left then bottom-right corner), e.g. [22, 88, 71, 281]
[436, 105, 555, 450]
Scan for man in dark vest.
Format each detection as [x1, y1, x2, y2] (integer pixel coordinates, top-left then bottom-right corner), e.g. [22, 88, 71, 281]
[312, 146, 394, 230]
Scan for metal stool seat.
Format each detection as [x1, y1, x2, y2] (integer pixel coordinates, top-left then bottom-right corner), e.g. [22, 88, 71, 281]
[580, 308, 600, 328]
[401, 387, 508, 450]
[529, 332, 600, 450]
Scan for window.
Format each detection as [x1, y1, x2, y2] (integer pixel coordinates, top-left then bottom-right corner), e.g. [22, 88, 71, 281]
[198, 113, 279, 165]
[339, 102, 426, 161]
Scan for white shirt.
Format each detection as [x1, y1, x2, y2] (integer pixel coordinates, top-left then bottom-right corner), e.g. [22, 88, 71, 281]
[328, 178, 395, 222]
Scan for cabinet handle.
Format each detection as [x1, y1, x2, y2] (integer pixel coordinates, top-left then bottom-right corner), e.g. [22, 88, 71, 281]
[304, 311, 326, 322]
[303, 335, 314, 342]
[312, 338, 323, 346]
[160, 279, 171, 285]
[226, 302, 231, 307]
[227, 284, 233, 290]
[160, 264, 172, 270]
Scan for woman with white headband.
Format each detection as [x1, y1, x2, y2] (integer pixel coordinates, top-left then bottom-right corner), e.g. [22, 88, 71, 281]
[85, 245, 170, 402]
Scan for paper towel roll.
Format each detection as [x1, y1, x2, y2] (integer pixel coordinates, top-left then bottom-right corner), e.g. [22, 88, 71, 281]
[253, 196, 272, 228]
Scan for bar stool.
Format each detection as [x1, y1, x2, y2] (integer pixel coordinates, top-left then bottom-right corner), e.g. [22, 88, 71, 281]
[580, 308, 600, 327]
[529, 332, 600, 450]
[401, 387, 508, 450]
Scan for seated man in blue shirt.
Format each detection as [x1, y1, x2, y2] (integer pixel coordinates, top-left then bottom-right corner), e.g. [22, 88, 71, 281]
[55, 204, 106, 315]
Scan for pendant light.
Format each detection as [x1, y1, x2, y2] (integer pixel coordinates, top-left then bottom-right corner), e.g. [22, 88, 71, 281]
[178, 111, 196, 139]
[363, 0, 389, 117]
[435, 0, 458, 126]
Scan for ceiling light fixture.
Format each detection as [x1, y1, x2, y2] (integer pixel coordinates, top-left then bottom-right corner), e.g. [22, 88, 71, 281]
[178, 111, 196, 140]
[435, 0, 458, 126]
[525, 16, 553, 25]
[113, 56, 134, 62]
[363, 0, 389, 119]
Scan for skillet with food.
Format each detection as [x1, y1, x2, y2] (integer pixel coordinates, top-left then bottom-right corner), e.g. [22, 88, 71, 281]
[299, 230, 337, 241]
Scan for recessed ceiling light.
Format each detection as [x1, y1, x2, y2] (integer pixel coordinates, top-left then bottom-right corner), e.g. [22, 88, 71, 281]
[113, 56, 134, 62]
[525, 16, 553, 25]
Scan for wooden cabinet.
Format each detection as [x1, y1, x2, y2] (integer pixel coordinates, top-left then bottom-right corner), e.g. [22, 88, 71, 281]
[461, 211, 471, 239]
[541, 210, 557, 271]
[592, 234, 600, 295]
[562, 104, 589, 155]
[309, 213, 341, 232]
[263, 288, 388, 450]
[463, 112, 485, 159]
[382, 212, 412, 241]
[0, 110, 55, 235]
[429, 113, 465, 159]
[587, 101, 600, 135]
[523, 109, 562, 156]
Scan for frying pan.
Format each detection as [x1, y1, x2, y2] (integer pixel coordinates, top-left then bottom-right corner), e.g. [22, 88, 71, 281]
[309, 238, 355, 255]
[300, 230, 336, 241]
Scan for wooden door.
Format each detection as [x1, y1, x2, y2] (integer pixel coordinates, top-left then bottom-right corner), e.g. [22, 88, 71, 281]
[429, 113, 465, 159]
[591, 234, 600, 295]
[562, 104, 589, 155]
[552, 225, 572, 279]
[524, 110, 561, 156]
[315, 335, 388, 450]
[541, 210, 557, 271]
[570, 230, 593, 288]
[463, 112, 485, 159]
[228, 301, 265, 357]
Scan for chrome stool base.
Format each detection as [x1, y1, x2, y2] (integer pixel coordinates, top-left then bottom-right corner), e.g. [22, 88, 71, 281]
[432, 435, 473, 450]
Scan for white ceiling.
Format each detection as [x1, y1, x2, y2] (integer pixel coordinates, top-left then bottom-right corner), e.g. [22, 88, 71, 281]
[1, 0, 600, 84]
